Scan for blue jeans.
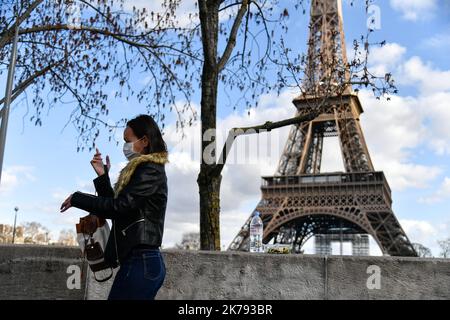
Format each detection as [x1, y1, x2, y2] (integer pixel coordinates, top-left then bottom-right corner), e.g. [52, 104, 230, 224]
[108, 248, 166, 300]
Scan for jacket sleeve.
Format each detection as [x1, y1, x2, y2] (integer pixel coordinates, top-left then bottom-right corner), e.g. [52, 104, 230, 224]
[93, 172, 115, 197]
[71, 164, 162, 219]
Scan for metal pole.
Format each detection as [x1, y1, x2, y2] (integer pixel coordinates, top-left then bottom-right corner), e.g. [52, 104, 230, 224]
[0, 16, 20, 185]
[12, 206, 18, 244]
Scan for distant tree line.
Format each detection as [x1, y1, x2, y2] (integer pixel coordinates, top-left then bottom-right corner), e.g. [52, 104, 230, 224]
[0, 221, 77, 245]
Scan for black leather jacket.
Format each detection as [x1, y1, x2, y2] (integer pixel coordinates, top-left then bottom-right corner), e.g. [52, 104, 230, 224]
[71, 162, 167, 267]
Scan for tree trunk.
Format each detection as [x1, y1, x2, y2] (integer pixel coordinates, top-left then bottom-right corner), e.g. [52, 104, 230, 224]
[198, 0, 221, 250]
[198, 67, 221, 250]
[198, 165, 222, 250]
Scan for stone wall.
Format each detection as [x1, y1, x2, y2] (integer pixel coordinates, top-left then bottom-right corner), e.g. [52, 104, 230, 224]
[1, 245, 450, 300]
[88, 250, 450, 300]
[0, 244, 86, 300]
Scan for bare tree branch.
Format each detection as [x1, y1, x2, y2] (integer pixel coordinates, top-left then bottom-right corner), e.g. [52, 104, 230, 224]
[0, 59, 61, 107]
[13, 24, 161, 50]
[215, 108, 318, 174]
[0, 0, 44, 48]
[217, 0, 249, 71]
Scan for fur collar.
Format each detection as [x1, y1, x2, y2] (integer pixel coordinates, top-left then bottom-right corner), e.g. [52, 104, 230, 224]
[113, 151, 169, 197]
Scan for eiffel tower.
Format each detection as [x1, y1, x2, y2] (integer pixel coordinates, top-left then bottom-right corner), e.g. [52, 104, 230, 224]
[227, 0, 417, 256]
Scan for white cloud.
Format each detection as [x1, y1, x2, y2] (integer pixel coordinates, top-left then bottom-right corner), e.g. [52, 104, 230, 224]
[354, 90, 442, 191]
[369, 43, 407, 74]
[367, 43, 450, 94]
[0, 165, 36, 194]
[419, 177, 450, 204]
[401, 219, 438, 242]
[348, 42, 407, 78]
[320, 136, 345, 172]
[360, 92, 423, 159]
[422, 31, 450, 49]
[422, 92, 450, 154]
[399, 219, 450, 256]
[390, 0, 437, 21]
[366, 43, 450, 156]
[31, 188, 87, 221]
[399, 56, 450, 94]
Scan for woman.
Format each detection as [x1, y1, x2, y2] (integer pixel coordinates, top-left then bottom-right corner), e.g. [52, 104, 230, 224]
[60, 114, 168, 300]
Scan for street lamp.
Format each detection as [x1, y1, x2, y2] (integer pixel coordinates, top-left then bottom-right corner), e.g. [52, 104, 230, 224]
[12, 206, 18, 244]
[0, 15, 20, 185]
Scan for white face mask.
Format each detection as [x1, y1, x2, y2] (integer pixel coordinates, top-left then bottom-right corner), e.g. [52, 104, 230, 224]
[123, 137, 144, 160]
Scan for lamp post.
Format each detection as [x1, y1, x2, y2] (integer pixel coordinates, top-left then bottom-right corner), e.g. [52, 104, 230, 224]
[0, 15, 20, 186]
[12, 206, 18, 243]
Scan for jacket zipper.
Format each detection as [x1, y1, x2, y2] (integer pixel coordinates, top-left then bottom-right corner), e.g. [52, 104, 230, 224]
[113, 220, 120, 267]
[121, 218, 145, 236]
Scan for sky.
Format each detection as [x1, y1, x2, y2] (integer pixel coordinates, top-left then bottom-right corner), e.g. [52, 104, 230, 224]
[0, 0, 449, 255]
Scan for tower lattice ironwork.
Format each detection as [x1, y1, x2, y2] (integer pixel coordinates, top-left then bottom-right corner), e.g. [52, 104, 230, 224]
[227, 0, 417, 256]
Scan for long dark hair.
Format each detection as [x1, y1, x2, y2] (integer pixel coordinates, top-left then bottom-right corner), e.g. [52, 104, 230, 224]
[126, 114, 167, 154]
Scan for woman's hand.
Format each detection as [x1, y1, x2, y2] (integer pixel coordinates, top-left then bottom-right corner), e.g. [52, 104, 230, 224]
[90, 147, 111, 176]
[60, 194, 73, 213]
